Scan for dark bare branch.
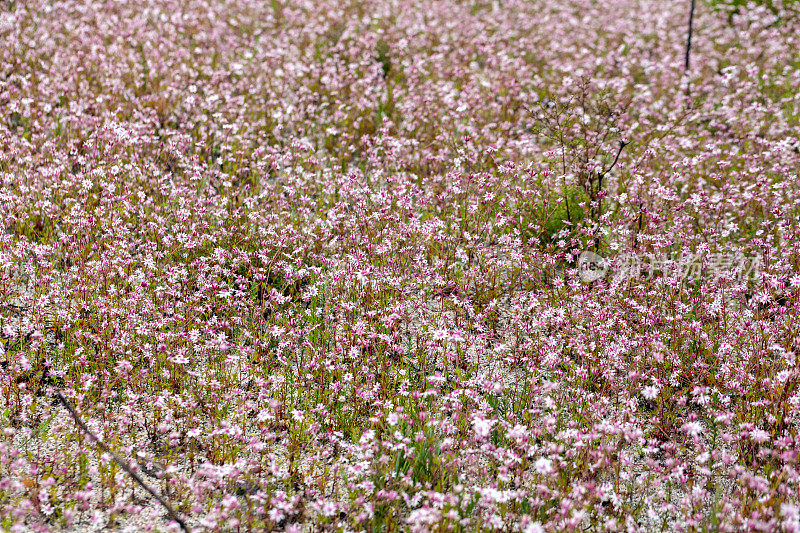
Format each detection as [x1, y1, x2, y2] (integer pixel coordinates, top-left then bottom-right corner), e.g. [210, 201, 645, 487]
[55, 391, 191, 533]
[598, 139, 629, 180]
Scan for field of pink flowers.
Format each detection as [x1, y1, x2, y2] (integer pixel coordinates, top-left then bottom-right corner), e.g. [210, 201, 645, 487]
[2, 0, 800, 531]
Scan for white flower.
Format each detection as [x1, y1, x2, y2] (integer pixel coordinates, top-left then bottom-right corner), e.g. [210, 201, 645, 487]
[642, 385, 660, 400]
[781, 503, 800, 533]
[431, 329, 449, 341]
[524, 522, 544, 533]
[750, 429, 770, 444]
[534, 457, 553, 475]
[319, 501, 337, 517]
[682, 421, 703, 437]
[387, 413, 399, 426]
[359, 430, 375, 444]
[170, 353, 189, 365]
[473, 418, 493, 439]
[506, 424, 527, 441]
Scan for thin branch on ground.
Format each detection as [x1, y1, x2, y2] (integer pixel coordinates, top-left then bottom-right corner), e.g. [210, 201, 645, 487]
[54, 391, 191, 533]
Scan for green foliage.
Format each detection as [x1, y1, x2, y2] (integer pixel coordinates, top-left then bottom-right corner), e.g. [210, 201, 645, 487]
[375, 39, 392, 79]
[542, 186, 587, 246]
[705, 0, 800, 16]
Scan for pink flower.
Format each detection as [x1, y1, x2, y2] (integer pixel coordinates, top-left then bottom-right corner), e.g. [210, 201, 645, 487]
[750, 429, 770, 444]
[534, 458, 553, 475]
[642, 385, 660, 400]
[473, 418, 493, 439]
